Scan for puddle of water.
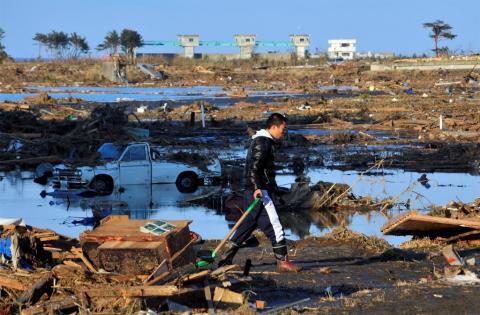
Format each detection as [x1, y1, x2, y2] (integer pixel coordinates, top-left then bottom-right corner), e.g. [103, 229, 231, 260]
[318, 85, 359, 91]
[0, 86, 306, 103]
[278, 168, 479, 210]
[1, 166, 478, 247]
[277, 168, 480, 245]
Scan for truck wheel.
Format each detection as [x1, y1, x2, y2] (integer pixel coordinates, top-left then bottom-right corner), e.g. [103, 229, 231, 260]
[90, 175, 113, 195]
[176, 171, 198, 193]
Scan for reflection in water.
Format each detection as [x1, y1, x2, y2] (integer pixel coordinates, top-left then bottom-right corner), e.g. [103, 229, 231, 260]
[221, 191, 352, 240]
[54, 183, 222, 220]
[1, 167, 479, 246]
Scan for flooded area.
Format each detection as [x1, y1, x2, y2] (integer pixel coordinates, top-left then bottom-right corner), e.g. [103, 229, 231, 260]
[3, 1, 480, 313]
[2, 165, 478, 247]
[0, 85, 306, 103]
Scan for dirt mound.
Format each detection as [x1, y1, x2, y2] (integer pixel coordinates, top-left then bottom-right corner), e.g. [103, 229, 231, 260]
[324, 227, 392, 253]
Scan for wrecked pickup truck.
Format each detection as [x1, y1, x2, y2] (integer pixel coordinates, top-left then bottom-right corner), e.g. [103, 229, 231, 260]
[52, 142, 221, 195]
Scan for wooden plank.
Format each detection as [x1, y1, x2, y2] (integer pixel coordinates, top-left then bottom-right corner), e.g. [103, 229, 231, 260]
[144, 259, 168, 284]
[71, 248, 97, 273]
[213, 287, 244, 305]
[42, 247, 62, 252]
[32, 232, 56, 238]
[204, 280, 214, 315]
[39, 236, 60, 242]
[211, 264, 241, 278]
[170, 270, 210, 285]
[0, 276, 29, 291]
[145, 271, 172, 286]
[63, 260, 83, 269]
[381, 210, 480, 236]
[442, 230, 480, 242]
[17, 274, 54, 305]
[84, 285, 194, 298]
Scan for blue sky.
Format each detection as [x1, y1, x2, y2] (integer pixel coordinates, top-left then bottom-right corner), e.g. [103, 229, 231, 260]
[1, 0, 478, 58]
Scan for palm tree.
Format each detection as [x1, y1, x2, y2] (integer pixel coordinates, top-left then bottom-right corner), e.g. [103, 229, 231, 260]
[423, 20, 457, 57]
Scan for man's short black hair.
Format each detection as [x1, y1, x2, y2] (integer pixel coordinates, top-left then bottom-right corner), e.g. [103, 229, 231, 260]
[266, 113, 287, 129]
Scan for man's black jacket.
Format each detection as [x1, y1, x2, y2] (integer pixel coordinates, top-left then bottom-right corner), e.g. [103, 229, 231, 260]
[244, 134, 277, 192]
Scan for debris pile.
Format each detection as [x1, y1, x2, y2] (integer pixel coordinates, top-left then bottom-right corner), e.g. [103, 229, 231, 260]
[324, 227, 392, 253]
[276, 179, 387, 212]
[430, 198, 480, 219]
[0, 217, 268, 314]
[0, 105, 136, 169]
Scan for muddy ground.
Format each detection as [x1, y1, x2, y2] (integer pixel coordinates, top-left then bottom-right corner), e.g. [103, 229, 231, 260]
[199, 231, 480, 315]
[2, 228, 480, 315]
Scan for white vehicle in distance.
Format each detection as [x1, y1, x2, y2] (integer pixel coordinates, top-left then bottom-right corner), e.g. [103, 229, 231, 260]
[52, 142, 222, 195]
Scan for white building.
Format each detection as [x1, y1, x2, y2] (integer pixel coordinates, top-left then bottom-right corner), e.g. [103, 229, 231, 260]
[328, 39, 357, 60]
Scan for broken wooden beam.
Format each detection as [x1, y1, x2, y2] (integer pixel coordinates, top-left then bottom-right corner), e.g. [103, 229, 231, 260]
[71, 248, 97, 273]
[144, 259, 168, 284]
[84, 285, 196, 298]
[204, 280, 214, 315]
[381, 210, 480, 238]
[17, 273, 54, 305]
[213, 287, 245, 306]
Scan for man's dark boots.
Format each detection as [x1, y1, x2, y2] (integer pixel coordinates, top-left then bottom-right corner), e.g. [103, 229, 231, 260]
[217, 241, 239, 267]
[273, 239, 302, 273]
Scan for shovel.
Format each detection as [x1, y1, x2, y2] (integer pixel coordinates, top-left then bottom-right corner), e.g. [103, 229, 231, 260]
[196, 197, 262, 268]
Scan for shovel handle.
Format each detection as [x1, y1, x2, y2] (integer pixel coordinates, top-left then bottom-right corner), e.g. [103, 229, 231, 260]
[212, 197, 261, 258]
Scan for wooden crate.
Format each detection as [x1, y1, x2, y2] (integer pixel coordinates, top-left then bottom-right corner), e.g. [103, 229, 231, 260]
[79, 216, 195, 275]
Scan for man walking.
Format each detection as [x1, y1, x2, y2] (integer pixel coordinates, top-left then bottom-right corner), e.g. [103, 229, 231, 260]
[219, 113, 301, 272]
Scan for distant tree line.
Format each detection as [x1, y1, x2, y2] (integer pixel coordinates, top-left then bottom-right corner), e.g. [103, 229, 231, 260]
[33, 31, 89, 59]
[31, 29, 143, 63]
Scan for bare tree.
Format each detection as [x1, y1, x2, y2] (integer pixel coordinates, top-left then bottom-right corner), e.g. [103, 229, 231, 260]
[423, 20, 457, 57]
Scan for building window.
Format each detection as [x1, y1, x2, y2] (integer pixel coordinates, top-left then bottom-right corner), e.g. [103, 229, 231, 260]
[342, 52, 350, 57]
[341, 43, 350, 47]
[246, 38, 251, 42]
[300, 38, 304, 42]
[189, 38, 194, 42]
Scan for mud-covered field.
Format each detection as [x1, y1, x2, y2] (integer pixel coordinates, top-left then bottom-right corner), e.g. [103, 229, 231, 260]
[200, 231, 480, 315]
